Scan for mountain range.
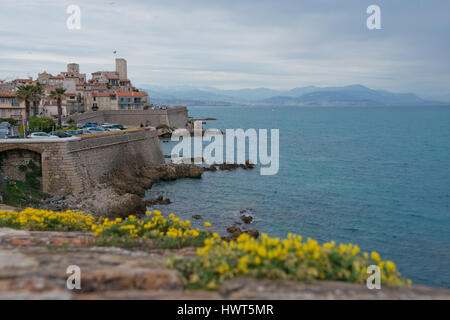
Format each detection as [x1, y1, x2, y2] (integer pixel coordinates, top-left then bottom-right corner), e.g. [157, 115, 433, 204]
[141, 84, 449, 107]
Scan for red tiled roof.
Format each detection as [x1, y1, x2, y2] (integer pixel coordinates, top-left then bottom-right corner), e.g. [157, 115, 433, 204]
[15, 78, 32, 83]
[115, 91, 147, 97]
[0, 90, 16, 97]
[92, 92, 116, 97]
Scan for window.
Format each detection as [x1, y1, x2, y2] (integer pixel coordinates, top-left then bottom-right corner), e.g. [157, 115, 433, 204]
[14, 109, 19, 115]
[135, 104, 141, 109]
[119, 104, 126, 110]
[1, 109, 6, 117]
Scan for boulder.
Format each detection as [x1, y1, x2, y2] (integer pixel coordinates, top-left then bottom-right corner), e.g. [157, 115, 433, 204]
[241, 215, 253, 224]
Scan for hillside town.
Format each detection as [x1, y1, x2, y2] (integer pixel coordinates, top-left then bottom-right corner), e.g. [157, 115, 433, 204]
[0, 58, 150, 122]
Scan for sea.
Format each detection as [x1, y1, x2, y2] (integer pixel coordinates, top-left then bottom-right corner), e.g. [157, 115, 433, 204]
[147, 105, 450, 288]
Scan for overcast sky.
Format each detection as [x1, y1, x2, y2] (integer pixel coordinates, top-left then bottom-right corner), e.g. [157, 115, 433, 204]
[0, 0, 449, 96]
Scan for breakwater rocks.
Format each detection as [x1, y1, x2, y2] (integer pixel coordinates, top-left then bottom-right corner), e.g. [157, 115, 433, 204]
[41, 163, 204, 218]
[204, 160, 255, 172]
[223, 208, 259, 241]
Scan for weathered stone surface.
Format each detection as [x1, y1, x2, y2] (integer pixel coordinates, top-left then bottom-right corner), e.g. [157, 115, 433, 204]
[0, 228, 449, 300]
[220, 278, 450, 300]
[0, 228, 29, 237]
[80, 268, 183, 292]
[0, 250, 38, 268]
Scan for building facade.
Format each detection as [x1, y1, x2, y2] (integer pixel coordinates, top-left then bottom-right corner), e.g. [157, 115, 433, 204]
[0, 91, 26, 120]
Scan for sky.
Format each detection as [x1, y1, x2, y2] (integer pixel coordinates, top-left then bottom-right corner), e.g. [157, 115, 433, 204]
[0, 0, 449, 97]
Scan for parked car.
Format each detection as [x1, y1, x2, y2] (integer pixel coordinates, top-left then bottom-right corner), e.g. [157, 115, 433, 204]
[66, 129, 85, 136]
[0, 122, 11, 129]
[83, 123, 98, 128]
[27, 132, 59, 139]
[101, 124, 121, 131]
[86, 127, 109, 134]
[0, 129, 9, 139]
[50, 131, 72, 138]
[110, 124, 127, 130]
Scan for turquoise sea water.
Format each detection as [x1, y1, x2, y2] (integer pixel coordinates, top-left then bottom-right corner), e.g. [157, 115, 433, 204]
[149, 105, 450, 288]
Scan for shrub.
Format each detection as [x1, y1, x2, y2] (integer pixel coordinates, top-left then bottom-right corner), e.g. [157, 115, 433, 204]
[0, 118, 17, 126]
[0, 208, 95, 231]
[170, 232, 411, 290]
[92, 210, 214, 249]
[28, 117, 54, 133]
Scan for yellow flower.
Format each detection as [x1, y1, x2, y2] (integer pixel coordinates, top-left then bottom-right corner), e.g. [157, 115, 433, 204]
[204, 222, 212, 228]
[371, 251, 381, 263]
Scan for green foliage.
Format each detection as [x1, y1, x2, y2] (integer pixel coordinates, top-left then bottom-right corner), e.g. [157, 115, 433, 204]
[25, 172, 40, 189]
[28, 117, 54, 133]
[0, 118, 17, 126]
[156, 124, 175, 131]
[170, 233, 411, 290]
[92, 211, 212, 250]
[2, 180, 48, 208]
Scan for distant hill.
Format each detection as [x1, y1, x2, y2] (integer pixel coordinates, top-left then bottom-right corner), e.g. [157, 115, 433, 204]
[141, 84, 448, 107]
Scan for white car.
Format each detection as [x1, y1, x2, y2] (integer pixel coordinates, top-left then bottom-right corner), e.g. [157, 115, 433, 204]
[86, 127, 109, 133]
[27, 132, 59, 139]
[101, 125, 121, 131]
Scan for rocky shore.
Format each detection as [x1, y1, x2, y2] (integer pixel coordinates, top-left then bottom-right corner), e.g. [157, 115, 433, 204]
[40, 163, 204, 218]
[40, 158, 255, 220]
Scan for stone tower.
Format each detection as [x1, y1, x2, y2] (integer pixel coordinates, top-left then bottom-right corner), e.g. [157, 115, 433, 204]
[115, 58, 127, 80]
[67, 63, 79, 74]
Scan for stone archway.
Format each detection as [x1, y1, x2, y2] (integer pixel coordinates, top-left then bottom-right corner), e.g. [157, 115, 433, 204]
[0, 146, 44, 191]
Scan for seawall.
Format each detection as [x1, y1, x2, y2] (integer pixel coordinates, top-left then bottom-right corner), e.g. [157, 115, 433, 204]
[0, 128, 164, 195]
[72, 106, 189, 129]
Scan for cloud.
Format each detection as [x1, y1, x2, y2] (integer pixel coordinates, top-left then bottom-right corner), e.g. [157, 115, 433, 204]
[0, 0, 449, 96]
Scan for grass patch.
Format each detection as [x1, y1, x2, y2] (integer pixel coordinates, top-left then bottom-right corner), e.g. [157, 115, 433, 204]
[3, 180, 48, 208]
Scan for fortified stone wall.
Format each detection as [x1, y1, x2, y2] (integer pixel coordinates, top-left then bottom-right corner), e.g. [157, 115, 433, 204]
[73, 106, 189, 129]
[67, 129, 164, 192]
[0, 128, 164, 195]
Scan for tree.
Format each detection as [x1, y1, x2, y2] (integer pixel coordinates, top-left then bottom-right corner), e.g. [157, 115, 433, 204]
[28, 117, 54, 133]
[49, 87, 66, 128]
[15, 85, 34, 120]
[31, 83, 44, 117]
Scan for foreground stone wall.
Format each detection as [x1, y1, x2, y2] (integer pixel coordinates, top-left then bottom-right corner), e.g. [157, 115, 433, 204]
[73, 106, 189, 129]
[0, 129, 164, 195]
[1, 228, 449, 300]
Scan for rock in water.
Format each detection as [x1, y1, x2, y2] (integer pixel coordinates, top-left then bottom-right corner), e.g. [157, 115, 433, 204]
[241, 215, 253, 224]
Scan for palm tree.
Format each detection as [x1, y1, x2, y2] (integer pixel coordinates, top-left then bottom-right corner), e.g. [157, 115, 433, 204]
[15, 85, 34, 119]
[31, 83, 44, 117]
[49, 87, 66, 128]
